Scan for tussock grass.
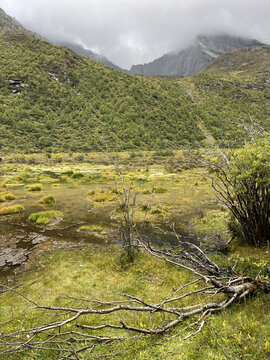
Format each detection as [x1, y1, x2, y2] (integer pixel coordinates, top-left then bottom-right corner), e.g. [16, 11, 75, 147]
[28, 210, 62, 224]
[0, 191, 15, 202]
[38, 195, 55, 205]
[79, 225, 91, 231]
[92, 225, 104, 232]
[0, 204, 24, 215]
[26, 184, 43, 191]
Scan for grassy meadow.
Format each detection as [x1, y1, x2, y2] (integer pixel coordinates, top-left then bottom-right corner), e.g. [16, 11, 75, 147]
[0, 151, 269, 359]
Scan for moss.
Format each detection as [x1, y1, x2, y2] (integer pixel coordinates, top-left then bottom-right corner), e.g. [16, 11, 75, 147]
[28, 210, 63, 225]
[38, 195, 55, 205]
[79, 225, 90, 231]
[26, 184, 43, 191]
[0, 204, 24, 215]
[92, 225, 103, 232]
[111, 188, 120, 194]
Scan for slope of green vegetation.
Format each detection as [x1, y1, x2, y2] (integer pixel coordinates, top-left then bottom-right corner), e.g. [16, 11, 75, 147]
[0, 32, 202, 152]
[0, 32, 269, 153]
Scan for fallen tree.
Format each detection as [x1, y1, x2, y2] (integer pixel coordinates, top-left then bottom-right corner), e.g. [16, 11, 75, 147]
[1, 235, 269, 359]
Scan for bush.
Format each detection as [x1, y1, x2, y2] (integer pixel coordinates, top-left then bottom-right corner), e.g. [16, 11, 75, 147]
[211, 137, 270, 247]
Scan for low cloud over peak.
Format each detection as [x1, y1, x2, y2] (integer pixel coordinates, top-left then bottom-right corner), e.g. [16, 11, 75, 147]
[0, 0, 269, 69]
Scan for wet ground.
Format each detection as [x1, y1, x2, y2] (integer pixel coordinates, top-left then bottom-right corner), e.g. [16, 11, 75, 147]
[0, 182, 119, 276]
[0, 166, 215, 277]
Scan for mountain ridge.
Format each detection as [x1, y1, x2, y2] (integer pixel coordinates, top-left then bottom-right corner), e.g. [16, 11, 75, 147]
[0, 7, 269, 153]
[0, 7, 38, 38]
[130, 34, 264, 77]
[55, 42, 126, 72]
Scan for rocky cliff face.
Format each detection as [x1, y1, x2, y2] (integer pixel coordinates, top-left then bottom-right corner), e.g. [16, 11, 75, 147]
[130, 34, 263, 77]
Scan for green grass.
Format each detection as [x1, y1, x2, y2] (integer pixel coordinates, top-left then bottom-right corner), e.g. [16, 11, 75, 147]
[79, 225, 91, 231]
[153, 186, 167, 193]
[0, 246, 269, 359]
[38, 195, 55, 205]
[0, 191, 15, 202]
[0, 204, 24, 215]
[26, 184, 43, 191]
[28, 210, 63, 224]
[92, 225, 104, 232]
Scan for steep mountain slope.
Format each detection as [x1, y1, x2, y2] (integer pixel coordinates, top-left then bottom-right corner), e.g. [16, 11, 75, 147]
[56, 42, 125, 72]
[0, 7, 36, 36]
[0, 15, 269, 153]
[0, 32, 204, 152]
[179, 45, 270, 142]
[130, 35, 263, 77]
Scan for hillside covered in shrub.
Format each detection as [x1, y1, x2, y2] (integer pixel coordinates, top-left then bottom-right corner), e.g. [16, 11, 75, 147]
[0, 32, 269, 152]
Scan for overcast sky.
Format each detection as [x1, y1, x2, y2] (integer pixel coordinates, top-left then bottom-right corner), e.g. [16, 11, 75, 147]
[0, 0, 270, 69]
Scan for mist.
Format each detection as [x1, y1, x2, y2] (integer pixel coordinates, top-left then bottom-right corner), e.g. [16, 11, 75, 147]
[0, 0, 270, 69]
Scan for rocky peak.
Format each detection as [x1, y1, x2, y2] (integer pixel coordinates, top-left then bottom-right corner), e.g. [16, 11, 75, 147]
[130, 34, 264, 77]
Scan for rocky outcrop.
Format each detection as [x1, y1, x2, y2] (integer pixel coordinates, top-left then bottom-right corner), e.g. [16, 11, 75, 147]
[8, 79, 27, 94]
[130, 34, 263, 77]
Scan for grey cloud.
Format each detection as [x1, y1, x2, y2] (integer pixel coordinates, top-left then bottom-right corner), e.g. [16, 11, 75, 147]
[0, 0, 270, 69]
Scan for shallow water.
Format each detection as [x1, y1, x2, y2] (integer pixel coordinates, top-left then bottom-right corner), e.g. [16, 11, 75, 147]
[0, 167, 213, 276]
[0, 182, 120, 275]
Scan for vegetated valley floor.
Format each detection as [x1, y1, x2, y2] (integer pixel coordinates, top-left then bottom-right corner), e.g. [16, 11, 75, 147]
[0, 152, 270, 359]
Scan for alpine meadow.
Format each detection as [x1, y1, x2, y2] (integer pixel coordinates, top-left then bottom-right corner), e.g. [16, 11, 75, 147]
[0, 3, 270, 360]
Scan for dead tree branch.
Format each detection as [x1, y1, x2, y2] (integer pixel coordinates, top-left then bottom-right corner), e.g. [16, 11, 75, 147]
[1, 237, 269, 359]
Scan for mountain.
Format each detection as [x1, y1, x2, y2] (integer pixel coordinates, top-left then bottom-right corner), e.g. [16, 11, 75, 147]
[0, 30, 204, 152]
[0, 7, 36, 37]
[0, 7, 123, 72]
[0, 7, 269, 153]
[130, 34, 263, 77]
[56, 42, 125, 72]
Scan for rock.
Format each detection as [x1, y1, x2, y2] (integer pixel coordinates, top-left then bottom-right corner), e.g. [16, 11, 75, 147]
[0, 248, 29, 268]
[8, 79, 27, 94]
[31, 235, 48, 244]
[48, 72, 59, 82]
